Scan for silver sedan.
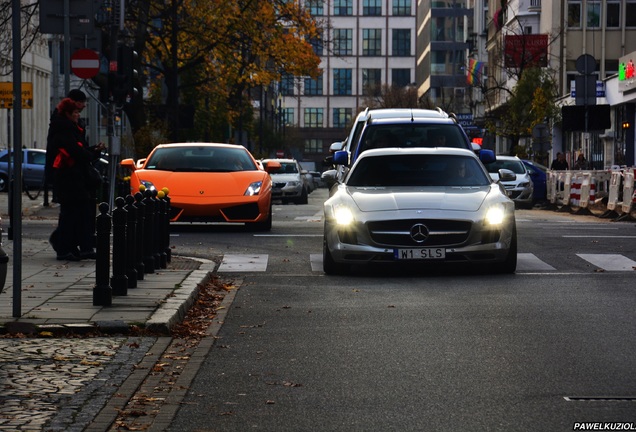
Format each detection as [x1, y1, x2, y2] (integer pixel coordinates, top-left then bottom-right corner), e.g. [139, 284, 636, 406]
[322, 147, 518, 275]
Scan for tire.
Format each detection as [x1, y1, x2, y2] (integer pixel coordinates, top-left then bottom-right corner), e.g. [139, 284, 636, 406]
[247, 202, 273, 231]
[495, 223, 517, 274]
[323, 237, 349, 275]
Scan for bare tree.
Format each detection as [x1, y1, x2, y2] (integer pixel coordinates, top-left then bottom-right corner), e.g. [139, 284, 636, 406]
[0, 1, 40, 76]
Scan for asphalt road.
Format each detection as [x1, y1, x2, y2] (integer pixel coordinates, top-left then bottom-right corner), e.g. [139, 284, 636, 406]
[163, 189, 636, 431]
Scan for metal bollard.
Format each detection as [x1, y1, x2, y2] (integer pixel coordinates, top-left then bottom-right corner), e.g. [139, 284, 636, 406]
[133, 191, 146, 279]
[151, 190, 161, 270]
[156, 189, 168, 269]
[162, 187, 172, 263]
[142, 189, 155, 274]
[93, 202, 112, 306]
[124, 195, 138, 288]
[111, 196, 128, 296]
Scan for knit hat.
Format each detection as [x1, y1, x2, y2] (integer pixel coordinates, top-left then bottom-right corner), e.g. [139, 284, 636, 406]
[67, 89, 87, 102]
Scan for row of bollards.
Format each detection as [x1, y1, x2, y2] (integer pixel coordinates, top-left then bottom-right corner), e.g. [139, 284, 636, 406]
[93, 187, 172, 306]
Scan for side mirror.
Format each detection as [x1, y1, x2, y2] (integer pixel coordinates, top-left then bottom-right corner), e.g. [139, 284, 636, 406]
[321, 169, 338, 189]
[478, 148, 496, 164]
[498, 168, 516, 182]
[333, 150, 349, 166]
[329, 141, 345, 152]
[264, 160, 281, 173]
[120, 158, 137, 170]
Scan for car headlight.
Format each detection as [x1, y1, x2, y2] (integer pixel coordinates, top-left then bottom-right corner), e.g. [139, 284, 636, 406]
[245, 181, 262, 196]
[139, 180, 156, 191]
[485, 204, 506, 225]
[333, 205, 355, 226]
[287, 181, 301, 187]
[519, 182, 530, 188]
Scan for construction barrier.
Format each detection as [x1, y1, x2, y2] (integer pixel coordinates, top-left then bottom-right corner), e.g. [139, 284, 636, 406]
[545, 168, 635, 221]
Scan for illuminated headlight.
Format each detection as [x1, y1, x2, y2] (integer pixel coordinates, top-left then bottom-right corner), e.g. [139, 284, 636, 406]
[245, 181, 263, 196]
[333, 205, 355, 226]
[485, 204, 506, 225]
[140, 180, 156, 191]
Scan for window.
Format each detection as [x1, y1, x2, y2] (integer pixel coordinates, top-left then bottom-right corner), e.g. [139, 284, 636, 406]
[363, 29, 382, 56]
[432, 17, 446, 41]
[627, 1, 636, 27]
[333, 108, 353, 128]
[304, 74, 323, 95]
[334, 69, 352, 95]
[392, 29, 411, 56]
[363, 0, 382, 15]
[393, 0, 411, 16]
[568, 1, 581, 27]
[280, 74, 295, 96]
[282, 108, 295, 126]
[333, 29, 353, 55]
[306, 0, 323, 16]
[392, 69, 410, 87]
[310, 31, 323, 56]
[305, 139, 324, 154]
[362, 68, 382, 95]
[587, 1, 601, 28]
[606, 1, 620, 27]
[334, 0, 352, 16]
[304, 109, 323, 127]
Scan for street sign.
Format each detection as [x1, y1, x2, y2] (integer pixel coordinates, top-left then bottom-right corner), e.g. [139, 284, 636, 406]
[71, 49, 100, 79]
[0, 82, 33, 109]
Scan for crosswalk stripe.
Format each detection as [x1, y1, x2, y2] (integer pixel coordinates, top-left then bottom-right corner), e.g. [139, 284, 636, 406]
[216, 253, 635, 273]
[576, 254, 636, 271]
[218, 254, 268, 272]
[516, 253, 556, 271]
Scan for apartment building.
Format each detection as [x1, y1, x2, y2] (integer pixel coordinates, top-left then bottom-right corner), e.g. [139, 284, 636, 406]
[484, 0, 636, 167]
[280, 0, 418, 165]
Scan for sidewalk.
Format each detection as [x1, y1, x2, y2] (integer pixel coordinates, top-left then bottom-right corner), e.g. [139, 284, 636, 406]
[0, 191, 216, 334]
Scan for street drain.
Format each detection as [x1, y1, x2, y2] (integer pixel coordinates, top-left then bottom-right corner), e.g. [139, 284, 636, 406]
[564, 396, 636, 402]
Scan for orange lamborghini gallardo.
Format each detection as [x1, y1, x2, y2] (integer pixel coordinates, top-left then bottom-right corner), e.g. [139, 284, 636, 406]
[120, 143, 280, 230]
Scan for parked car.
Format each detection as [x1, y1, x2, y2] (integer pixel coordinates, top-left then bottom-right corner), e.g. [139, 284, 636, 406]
[262, 158, 309, 204]
[0, 148, 48, 192]
[325, 108, 496, 187]
[483, 155, 534, 209]
[120, 143, 280, 231]
[322, 147, 517, 275]
[522, 159, 548, 202]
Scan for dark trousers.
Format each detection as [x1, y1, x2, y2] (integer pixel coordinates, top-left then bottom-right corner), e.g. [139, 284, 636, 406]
[53, 200, 96, 255]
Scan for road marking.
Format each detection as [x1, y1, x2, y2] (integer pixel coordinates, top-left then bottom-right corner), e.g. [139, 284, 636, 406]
[516, 253, 556, 271]
[564, 236, 636, 238]
[576, 254, 636, 271]
[310, 254, 323, 272]
[218, 254, 268, 272]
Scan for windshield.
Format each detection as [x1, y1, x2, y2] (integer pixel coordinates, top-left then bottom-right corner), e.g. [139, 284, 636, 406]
[145, 146, 256, 172]
[356, 124, 469, 158]
[347, 154, 491, 187]
[484, 159, 526, 174]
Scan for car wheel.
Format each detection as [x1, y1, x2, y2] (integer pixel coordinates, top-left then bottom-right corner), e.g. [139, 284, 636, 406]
[297, 187, 308, 205]
[323, 237, 349, 275]
[496, 223, 517, 274]
[0, 175, 7, 192]
[248, 202, 273, 232]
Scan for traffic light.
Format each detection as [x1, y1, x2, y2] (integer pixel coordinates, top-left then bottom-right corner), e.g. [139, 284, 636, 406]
[108, 45, 139, 105]
[118, 45, 139, 99]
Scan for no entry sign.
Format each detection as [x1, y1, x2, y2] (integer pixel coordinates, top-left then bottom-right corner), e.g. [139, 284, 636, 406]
[71, 49, 100, 79]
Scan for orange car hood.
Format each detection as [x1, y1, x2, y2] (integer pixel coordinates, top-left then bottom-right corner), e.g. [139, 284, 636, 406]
[135, 171, 268, 197]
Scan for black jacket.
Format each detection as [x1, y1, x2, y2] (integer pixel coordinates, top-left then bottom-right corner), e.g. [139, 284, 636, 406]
[49, 115, 100, 204]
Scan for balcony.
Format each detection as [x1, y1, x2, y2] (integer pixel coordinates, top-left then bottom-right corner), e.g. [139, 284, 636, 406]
[528, 0, 541, 12]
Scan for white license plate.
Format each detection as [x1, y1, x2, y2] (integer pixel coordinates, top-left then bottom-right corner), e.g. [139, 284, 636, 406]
[394, 248, 445, 260]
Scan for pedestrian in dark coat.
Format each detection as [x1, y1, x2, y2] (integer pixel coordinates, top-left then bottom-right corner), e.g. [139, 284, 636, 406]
[49, 98, 104, 261]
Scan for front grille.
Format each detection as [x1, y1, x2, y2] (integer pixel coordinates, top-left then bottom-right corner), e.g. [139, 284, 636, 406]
[367, 219, 471, 247]
[221, 203, 260, 221]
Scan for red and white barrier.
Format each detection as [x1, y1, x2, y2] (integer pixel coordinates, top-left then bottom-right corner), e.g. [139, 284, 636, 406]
[621, 169, 635, 214]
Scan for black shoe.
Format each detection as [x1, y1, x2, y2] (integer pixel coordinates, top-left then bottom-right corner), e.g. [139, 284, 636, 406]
[79, 250, 97, 260]
[57, 252, 81, 261]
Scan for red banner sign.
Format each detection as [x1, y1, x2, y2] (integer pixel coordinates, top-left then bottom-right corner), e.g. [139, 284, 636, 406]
[504, 34, 548, 68]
